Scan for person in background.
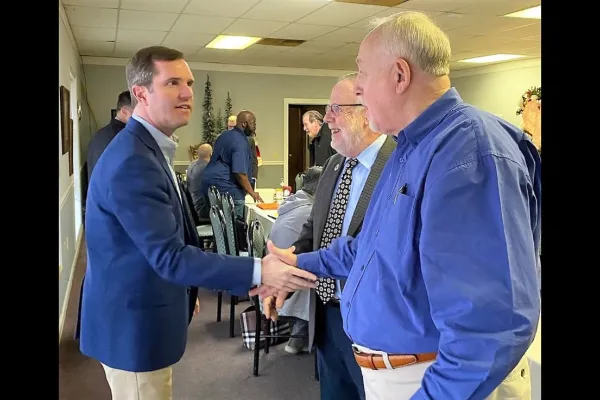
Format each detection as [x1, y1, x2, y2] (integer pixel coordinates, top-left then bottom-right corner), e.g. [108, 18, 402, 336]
[264, 72, 396, 400]
[86, 90, 132, 180]
[267, 165, 323, 354]
[227, 115, 236, 130]
[201, 110, 264, 217]
[186, 143, 212, 219]
[303, 110, 336, 166]
[260, 11, 541, 400]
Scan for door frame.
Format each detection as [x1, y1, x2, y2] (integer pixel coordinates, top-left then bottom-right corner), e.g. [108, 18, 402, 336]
[283, 98, 329, 184]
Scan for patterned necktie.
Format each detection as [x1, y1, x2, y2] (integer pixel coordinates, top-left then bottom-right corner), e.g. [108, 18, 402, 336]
[316, 158, 359, 304]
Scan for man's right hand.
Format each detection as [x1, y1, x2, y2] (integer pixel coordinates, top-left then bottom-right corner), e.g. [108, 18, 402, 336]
[258, 251, 316, 294]
[252, 192, 264, 203]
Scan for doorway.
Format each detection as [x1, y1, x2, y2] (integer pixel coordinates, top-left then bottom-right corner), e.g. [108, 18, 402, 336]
[283, 98, 328, 192]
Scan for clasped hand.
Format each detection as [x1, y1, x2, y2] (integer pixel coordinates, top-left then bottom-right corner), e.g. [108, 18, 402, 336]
[249, 240, 312, 305]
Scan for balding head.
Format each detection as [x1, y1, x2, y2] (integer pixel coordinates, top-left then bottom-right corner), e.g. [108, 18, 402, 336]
[197, 143, 212, 160]
[236, 110, 257, 137]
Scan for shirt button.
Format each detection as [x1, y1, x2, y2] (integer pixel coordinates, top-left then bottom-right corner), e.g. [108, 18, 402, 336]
[360, 265, 365, 271]
[399, 157, 405, 162]
[346, 301, 351, 307]
[375, 230, 379, 236]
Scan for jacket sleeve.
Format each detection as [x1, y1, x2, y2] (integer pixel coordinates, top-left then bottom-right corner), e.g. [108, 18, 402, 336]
[108, 154, 255, 295]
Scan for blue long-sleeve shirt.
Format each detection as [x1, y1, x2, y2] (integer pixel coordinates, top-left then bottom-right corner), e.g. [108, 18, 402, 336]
[297, 88, 541, 400]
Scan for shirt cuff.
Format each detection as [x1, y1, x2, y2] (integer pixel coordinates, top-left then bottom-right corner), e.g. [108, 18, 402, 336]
[252, 257, 262, 286]
[297, 252, 321, 275]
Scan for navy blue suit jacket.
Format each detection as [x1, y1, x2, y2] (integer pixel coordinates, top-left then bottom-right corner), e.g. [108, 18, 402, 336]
[80, 118, 254, 372]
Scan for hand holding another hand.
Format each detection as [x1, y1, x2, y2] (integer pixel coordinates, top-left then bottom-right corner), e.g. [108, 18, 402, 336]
[250, 240, 316, 297]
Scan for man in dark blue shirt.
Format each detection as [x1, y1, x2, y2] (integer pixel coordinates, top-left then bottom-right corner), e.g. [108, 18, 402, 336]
[256, 11, 541, 400]
[201, 110, 263, 217]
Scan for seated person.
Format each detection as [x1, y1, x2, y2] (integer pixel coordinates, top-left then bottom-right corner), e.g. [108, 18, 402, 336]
[267, 166, 323, 354]
[186, 143, 212, 219]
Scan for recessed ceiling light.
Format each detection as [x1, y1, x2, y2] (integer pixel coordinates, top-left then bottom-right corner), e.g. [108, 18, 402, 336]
[457, 54, 526, 63]
[504, 5, 541, 19]
[205, 35, 261, 50]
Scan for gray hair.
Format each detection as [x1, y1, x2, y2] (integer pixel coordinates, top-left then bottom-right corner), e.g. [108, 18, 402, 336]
[368, 11, 451, 76]
[301, 166, 323, 196]
[338, 71, 358, 82]
[125, 46, 184, 106]
[302, 110, 323, 124]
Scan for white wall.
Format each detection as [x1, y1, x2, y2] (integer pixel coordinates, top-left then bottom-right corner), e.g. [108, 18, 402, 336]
[59, 2, 93, 336]
[450, 58, 541, 128]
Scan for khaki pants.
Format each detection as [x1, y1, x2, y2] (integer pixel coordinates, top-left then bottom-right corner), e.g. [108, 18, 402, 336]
[355, 344, 531, 400]
[101, 363, 173, 400]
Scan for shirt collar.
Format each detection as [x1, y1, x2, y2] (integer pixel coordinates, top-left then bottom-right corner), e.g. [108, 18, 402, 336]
[132, 114, 177, 164]
[353, 134, 387, 169]
[401, 87, 463, 144]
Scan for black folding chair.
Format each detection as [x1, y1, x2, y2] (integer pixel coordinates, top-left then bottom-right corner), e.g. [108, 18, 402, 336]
[247, 219, 316, 379]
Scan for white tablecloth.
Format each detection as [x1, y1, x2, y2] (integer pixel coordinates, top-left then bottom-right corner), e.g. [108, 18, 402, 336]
[245, 203, 277, 238]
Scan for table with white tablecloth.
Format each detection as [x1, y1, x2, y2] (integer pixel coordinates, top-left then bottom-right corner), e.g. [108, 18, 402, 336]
[245, 203, 277, 238]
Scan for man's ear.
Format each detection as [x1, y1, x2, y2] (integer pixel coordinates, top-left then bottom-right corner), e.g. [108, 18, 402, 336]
[132, 85, 148, 106]
[394, 58, 411, 95]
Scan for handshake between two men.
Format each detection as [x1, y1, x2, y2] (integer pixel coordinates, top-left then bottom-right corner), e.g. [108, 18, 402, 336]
[251, 240, 306, 319]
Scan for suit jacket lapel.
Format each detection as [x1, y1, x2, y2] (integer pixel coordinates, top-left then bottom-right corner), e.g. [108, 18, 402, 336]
[313, 157, 345, 250]
[347, 136, 397, 237]
[131, 120, 193, 235]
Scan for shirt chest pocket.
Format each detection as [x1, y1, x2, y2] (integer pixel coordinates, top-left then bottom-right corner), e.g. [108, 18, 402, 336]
[378, 190, 418, 257]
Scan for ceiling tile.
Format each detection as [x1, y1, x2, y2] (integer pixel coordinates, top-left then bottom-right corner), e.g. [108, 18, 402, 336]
[118, 10, 179, 31]
[183, 0, 261, 18]
[326, 42, 360, 56]
[497, 23, 541, 40]
[396, 0, 474, 12]
[283, 46, 325, 56]
[185, 48, 231, 63]
[62, 0, 118, 8]
[65, 6, 117, 28]
[72, 26, 116, 41]
[270, 23, 338, 40]
[162, 32, 216, 47]
[243, 44, 290, 54]
[242, 0, 330, 23]
[295, 2, 388, 27]
[296, 41, 346, 51]
[221, 19, 289, 37]
[120, 0, 189, 13]
[116, 29, 167, 44]
[315, 28, 368, 43]
[76, 40, 115, 56]
[170, 14, 235, 34]
[453, 0, 540, 16]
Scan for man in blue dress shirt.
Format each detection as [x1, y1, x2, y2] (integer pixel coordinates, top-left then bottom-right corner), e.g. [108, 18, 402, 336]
[256, 11, 541, 400]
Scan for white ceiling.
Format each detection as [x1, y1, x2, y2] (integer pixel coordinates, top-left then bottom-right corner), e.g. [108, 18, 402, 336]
[62, 0, 541, 71]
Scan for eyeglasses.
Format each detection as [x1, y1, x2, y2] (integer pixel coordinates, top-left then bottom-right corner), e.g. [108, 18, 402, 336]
[325, 103, 364, 116]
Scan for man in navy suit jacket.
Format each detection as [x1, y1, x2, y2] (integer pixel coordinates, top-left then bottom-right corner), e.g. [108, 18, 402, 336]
[80, 45, 316, 400]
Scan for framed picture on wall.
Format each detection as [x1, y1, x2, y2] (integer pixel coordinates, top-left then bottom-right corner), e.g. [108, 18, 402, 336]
[68, 118, 74, 176]
[60, 86, 71, 155]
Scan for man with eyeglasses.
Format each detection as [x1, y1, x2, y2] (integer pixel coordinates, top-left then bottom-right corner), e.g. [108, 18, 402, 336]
[264, 72, 395, 400]
[302, 110, 337, 166]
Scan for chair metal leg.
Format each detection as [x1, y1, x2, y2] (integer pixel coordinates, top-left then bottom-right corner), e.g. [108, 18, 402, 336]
[264, 318, 271, 354]
[229, 295, 237, 338]
[253, 300, 261, 376]
[216, 291, 222, 322]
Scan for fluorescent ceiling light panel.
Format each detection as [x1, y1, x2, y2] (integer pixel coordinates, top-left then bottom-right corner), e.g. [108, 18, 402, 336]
[205, 35, 261, 50]
[504, 5, 541, 19]
[457, 54, 526, 63]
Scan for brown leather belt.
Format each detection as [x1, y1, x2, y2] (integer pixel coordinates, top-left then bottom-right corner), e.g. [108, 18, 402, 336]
[353, 347, 437, 370]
